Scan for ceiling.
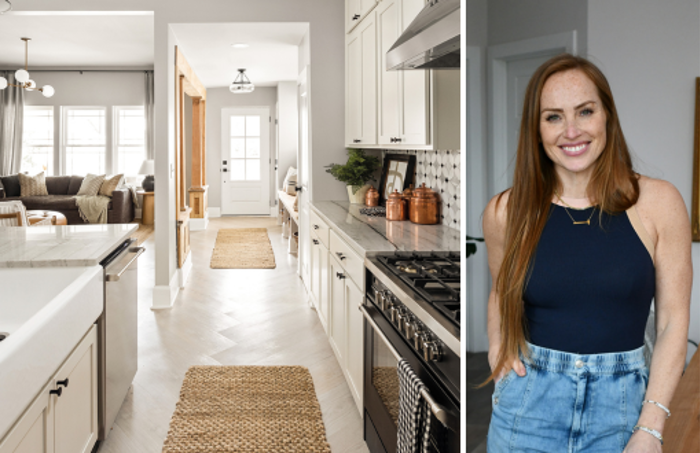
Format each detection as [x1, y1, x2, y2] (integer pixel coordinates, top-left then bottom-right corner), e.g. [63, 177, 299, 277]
[171, 23, 308, 88]
[0, 14, 307, 89]
[0, 13, 154, 68]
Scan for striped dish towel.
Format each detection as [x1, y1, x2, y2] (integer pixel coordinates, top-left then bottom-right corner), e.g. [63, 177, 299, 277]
[397, 359, 431, 453]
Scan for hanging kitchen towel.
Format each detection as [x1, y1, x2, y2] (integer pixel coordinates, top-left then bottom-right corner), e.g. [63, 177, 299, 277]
[397, 358, 431, 453]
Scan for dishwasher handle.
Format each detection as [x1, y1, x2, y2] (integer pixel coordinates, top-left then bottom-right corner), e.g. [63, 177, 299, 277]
[105, 247, 145, 282]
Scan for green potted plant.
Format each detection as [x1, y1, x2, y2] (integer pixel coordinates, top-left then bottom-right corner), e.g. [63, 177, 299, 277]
[326, 149, 381, 204]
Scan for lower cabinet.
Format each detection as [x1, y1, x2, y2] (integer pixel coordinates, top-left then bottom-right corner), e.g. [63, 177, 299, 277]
[0, 326, 98, 453]
[310, 237, 330, 332]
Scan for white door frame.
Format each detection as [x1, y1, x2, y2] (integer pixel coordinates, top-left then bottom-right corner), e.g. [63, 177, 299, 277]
[466, 45, 490, 352]
[488, 31, 577, 196]
[220, 106, 271, 215]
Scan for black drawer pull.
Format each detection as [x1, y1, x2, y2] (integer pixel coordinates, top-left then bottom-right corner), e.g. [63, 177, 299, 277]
[50, 387, 63, 397]
[57, 378, 69, 388]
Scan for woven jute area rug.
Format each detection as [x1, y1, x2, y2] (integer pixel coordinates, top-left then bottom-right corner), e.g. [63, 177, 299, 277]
[162, 366, 331, 452]
[210, 228, 276, 269]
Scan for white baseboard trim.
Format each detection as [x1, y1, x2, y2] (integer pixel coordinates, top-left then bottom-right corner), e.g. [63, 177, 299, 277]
[208, 207, 221, 218]
[178, 253, 192, 288]
[152, 271, 180, 310]
[190, 214, 209, 231]
[135, 208, 142, 219]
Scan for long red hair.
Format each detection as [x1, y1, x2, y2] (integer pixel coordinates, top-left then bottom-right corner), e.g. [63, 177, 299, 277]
[489, 54, 639, 381]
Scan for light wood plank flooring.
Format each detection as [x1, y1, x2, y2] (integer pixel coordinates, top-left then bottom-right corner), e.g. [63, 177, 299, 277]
[98, 217, 369, 453]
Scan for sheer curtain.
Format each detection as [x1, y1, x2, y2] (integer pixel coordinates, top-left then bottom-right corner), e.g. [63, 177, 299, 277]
[144, 70, 155, 160]
[0, 71, 25, 175]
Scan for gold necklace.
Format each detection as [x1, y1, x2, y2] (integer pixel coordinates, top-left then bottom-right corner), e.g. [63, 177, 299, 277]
[554, 190, 596, 225]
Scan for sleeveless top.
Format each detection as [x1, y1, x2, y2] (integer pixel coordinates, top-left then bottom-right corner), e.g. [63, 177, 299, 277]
[523, 204, 655, 354]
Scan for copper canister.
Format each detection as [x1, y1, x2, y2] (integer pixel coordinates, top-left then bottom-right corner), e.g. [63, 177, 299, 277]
[402, 184, 414, 219]
[410, 183, 439, 225]
[365, 186, 379, 207]
[386, 189, 407, 221]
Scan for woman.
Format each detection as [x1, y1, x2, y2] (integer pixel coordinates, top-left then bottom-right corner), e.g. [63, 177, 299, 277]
[483, 53, 691, 453]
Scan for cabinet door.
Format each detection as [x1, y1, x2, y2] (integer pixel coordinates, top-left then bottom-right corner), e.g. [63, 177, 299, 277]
[329, 257, 346, 364]
[377, 0, 401, 145]
[318, 245, 330, 332]
[0, 383, 54, 453]
[345, 278, 364, 414]
[53, 327, 98, 453]
[346, 12, 377, 147]
[310, 237, 321, 310]
[346, 0, 362, 32]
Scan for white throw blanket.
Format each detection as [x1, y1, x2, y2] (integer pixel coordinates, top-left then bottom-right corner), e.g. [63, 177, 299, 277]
[74, 195, 111, 224]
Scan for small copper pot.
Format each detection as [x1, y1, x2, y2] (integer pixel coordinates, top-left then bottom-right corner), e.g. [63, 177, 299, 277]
[410, 183, 439, 225]
[386, 189, 407, 221]
[365, 186, 379, 207]
[402, 184, 414, 219]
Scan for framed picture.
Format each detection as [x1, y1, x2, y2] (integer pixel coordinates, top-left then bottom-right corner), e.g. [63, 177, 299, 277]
[378, 154, 416, 205]
[693, 77, 700, 241]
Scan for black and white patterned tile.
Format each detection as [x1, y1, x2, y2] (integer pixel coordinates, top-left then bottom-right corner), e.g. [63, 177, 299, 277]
[380, 149, 460, 230]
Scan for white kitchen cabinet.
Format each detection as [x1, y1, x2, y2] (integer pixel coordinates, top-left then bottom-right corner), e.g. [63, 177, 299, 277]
[310, 235, 330, 333]
[346, 0, 379, 33]
[0, 326, 98, 453]
[344, 277, 364, 414]
[329, 256, 347, 366]
[346, 11, 377, 147]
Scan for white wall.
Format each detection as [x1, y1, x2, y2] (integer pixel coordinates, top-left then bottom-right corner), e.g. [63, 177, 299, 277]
[205, 86, 277, 209]
[588, 0, 700, 344]
[277, 81, 298, 189]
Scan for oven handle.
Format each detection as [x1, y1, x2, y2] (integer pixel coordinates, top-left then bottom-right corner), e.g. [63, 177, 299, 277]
[359, 304, 460, 433]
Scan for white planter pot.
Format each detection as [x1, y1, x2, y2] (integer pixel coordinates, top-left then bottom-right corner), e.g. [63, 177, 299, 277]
[347, 184, 370, 204]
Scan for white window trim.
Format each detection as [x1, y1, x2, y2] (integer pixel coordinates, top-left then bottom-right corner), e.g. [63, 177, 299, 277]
[112, 105, 146, 177]
[61, 106, 109, 176]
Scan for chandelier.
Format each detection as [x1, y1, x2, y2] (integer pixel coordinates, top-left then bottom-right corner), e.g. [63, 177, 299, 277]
[0, 0, 11, 14]
[0, 38, 55, 98]
[229, 69, 254, 94]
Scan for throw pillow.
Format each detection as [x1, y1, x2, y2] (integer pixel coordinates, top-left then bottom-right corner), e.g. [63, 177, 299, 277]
[18, 172, 49, 197]
[77, 174, 106, 196]
[99, 174, 124, 197]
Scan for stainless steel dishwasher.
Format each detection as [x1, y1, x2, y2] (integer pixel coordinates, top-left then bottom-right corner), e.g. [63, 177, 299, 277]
[98, 238, 144, 441]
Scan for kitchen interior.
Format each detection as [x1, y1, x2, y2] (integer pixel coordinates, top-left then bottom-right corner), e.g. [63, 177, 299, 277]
[0, 1, 462, 453]
[466, 1, 700, 452]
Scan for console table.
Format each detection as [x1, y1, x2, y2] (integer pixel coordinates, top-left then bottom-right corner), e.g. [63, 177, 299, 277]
[277, 190, 298, 255]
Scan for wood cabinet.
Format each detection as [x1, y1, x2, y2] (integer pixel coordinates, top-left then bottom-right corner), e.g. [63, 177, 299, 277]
[346, 0, 379, 33]
[346, 11, 377, 147]
[0, 326, 98, 453]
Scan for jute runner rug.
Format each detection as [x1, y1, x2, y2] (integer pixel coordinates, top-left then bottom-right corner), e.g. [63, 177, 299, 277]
[162, 366, 331, 452]
[210, 228, 276, 269]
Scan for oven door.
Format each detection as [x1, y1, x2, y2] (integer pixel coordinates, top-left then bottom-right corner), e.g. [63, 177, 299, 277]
[361, 303, 460, 453]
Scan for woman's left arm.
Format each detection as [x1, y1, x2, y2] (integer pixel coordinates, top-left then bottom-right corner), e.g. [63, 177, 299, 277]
[625, 179, 692, 452]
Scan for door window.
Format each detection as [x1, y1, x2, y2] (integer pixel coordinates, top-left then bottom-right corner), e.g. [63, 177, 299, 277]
[229, 115, 261, 181]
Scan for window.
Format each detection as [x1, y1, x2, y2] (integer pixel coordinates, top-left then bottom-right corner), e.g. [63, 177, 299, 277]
[21, 106, 54, 175]
[114, 106, 146, 176]
[229, 115, 261, 181]
[62, 107, 107, 176]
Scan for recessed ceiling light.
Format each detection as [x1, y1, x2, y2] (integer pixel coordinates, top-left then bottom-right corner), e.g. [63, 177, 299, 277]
[231, 43, 249, 49]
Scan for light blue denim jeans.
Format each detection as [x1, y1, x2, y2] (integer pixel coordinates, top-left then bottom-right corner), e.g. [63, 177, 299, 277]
[487, 342, 648, 453]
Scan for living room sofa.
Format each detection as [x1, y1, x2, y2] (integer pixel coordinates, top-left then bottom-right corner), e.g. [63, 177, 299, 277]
[0, 174, 135, 224]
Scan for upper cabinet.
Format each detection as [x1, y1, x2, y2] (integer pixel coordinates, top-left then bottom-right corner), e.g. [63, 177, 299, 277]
[346, 0, 460, 151]
[346, 0, 380, 33]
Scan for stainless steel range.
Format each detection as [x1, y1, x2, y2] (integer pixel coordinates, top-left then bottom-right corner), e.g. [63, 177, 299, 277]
[362, 251, 460, 453]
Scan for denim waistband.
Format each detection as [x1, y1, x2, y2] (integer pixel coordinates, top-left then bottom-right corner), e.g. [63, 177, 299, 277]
[523, 342, 647, 374]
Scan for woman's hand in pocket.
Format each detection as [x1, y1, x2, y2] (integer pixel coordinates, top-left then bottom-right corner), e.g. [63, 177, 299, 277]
[490, 354, 527, 383]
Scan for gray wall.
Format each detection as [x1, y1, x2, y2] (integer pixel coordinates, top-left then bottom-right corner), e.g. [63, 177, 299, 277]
[205, 86, 277, 209]
[588, 0, 700, 344]
[277, 81, 298, 190]
[487, 0, 587, 54]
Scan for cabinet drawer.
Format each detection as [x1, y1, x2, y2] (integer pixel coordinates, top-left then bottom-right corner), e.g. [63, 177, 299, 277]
[310, 209, 330, 248]
[330, 230, 364, 287]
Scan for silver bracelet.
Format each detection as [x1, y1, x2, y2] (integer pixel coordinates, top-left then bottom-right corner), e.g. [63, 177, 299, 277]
[633, 425, 664, 445]
[643, 400, 671, 418]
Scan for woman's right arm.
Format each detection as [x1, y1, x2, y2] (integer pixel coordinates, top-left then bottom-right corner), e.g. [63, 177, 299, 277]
[483, 192, 527, 380]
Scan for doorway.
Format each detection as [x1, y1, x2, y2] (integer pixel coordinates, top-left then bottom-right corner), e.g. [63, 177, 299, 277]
[220, 107, 271, 215]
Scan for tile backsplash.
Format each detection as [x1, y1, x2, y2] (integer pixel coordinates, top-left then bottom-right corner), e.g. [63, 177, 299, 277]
[380, 149, 460, 230]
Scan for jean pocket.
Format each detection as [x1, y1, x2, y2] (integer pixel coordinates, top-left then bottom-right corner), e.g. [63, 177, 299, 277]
[494, 369, 517, 395]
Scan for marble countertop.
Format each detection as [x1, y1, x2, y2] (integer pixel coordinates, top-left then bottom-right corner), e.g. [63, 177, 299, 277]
[0, 224, 139, 268]
[310, 201, 460, 256]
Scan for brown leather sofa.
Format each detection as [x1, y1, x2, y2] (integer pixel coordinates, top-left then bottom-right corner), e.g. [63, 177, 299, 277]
[0, 174, 135, 224]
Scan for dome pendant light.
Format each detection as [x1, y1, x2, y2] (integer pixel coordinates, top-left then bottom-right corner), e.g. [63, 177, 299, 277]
[0, 38, 55, 98]
[229, 68, 255, 94]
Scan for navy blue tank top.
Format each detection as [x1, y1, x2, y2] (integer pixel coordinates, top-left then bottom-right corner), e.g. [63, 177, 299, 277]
[523, 204, 655, 354]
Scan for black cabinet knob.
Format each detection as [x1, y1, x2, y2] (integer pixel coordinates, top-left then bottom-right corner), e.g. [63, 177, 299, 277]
[313, 239, 319, 245]
[353, 139, 361, 143]
[313, 225, 319, 230]
[50, 387, 63, 397]
[223, 168, 228, 172]
[295, 186, 303, 192]
[336, 252, 346, 261]
[57, 378, 69, 388]
[336, 272, 346, 280]
[352, 14, 360, 20]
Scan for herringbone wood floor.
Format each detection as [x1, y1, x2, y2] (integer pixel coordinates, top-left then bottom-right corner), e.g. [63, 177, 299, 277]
[97, 217, 369, 453]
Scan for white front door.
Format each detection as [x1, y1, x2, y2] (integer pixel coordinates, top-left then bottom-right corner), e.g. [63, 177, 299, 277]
[221, 107, 271, 215]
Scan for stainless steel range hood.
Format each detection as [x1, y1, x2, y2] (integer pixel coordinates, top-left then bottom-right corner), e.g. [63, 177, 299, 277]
[386, 0, 460, 70]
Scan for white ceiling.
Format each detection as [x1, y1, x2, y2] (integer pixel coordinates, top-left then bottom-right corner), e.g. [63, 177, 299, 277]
[171, 23, 308, 88]
[0, 13, 154, 68]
